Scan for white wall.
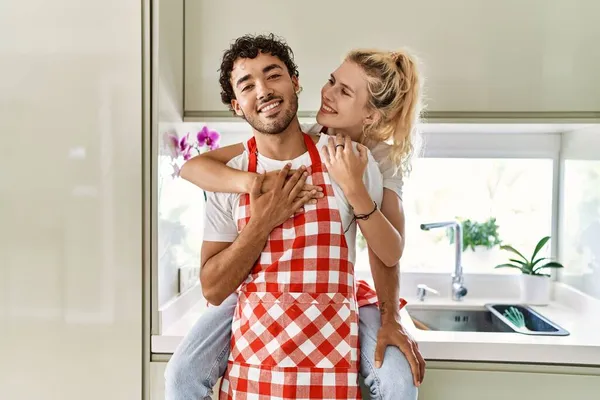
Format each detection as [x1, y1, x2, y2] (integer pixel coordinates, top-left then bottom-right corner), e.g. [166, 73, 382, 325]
[156, 0, 187, 308]
[0, 1, 145, 399]
[184, 0, 600, 117]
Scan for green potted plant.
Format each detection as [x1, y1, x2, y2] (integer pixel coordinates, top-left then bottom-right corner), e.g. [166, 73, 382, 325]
[494, 236, 564, 305]
[447, 217, 502, 268]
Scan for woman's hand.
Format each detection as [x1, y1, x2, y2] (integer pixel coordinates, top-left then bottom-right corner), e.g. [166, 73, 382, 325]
[321, 134, 368, 195]
[261, 166, 324, 205]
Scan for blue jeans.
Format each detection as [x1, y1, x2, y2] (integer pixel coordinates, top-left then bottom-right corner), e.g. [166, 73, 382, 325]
[164, 293, 417, 400]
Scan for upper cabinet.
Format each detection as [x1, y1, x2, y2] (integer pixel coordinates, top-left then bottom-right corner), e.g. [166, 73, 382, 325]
[184, 0, 600, 119]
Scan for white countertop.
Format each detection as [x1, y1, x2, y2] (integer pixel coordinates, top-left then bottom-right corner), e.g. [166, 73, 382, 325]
[152, 281, 600, 366]
[399, 291, 600, 366]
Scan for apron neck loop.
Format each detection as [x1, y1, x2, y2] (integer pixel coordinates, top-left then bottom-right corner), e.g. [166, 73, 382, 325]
[246, 133, 322, 173]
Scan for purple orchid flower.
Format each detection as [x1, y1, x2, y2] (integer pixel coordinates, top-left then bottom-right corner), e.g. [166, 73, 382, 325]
[197, 126, 220, 150]
[179, 133, 195, 160]
[182, 148, 193, 161]
[164, 131, 180, 158]
[179, 133, 190, 152]
[170, 163, 181, 178]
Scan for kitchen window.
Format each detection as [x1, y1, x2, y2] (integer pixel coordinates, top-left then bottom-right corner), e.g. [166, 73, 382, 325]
[156, 123, 252, 310]
[159, 123, 561, 282]
[153, 122, 566, 342]
[356, 157, 555, 273]
[559, 160, 600, 298]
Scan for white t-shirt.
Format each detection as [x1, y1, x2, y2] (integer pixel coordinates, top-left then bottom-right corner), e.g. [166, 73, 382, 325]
[303, 123, 404, 199]
[203, 133, 384, 265]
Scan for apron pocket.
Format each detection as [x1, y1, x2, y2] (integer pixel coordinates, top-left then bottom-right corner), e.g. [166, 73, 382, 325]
[231, 292, 358, 369]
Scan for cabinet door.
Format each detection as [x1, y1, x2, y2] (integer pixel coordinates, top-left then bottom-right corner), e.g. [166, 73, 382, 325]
[184, 0, 600, 116]
[150, 363, 166, 400]
[152, 360, 599, 400]
[418, 364, 600, 400]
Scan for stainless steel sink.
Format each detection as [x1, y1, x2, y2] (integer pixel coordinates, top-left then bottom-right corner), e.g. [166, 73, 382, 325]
[486, 304, 570, 336]
[407, 306, 513, 333]
[407, 304, 570, 336]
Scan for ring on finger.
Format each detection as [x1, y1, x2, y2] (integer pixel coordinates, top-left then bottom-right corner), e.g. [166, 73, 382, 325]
[335, 144, 344, 150]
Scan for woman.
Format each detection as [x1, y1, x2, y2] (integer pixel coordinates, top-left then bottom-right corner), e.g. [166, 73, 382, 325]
[168, 47, 424, 400]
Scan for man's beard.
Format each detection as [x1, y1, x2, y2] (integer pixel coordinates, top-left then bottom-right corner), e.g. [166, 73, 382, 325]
[242, 93, 298, 135]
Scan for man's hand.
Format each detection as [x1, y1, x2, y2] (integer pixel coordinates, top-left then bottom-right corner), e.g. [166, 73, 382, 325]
[249, 164, 315, 231]
[374, 319, 426, 387]
[261, 167, 324, 205]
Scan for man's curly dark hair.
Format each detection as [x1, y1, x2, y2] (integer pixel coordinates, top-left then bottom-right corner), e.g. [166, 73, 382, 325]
[219, 33, 299, 112]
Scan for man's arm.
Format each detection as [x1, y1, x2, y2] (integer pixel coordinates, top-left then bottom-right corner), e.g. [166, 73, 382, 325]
[200, 220, 271, 305]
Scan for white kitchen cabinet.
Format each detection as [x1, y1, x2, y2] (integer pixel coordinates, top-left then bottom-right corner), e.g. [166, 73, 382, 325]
[418, 362, 600, 400]
[150, 363, 167, 400]
[150, 360, 600, 400]
[0, 0, 146, 399]
[184, 0, 600, 118]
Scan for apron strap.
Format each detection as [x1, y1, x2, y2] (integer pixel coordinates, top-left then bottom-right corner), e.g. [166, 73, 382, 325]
[303, 133, 322, 169]
[246, 133, 321, 173]
[246, 137, 258, 173]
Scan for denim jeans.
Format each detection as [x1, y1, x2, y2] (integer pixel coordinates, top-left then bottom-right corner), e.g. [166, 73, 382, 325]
[164, 293, 417, 400]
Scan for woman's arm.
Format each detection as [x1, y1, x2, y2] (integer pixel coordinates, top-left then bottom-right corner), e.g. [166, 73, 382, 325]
[346, 187, 403, 267]
[323, 134, 403, 266]
[179, 143, 255, 193]
[181, 142, 324, 203]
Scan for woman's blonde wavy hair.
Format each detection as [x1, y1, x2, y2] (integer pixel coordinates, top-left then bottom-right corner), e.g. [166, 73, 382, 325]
[345, 48, 424, 177]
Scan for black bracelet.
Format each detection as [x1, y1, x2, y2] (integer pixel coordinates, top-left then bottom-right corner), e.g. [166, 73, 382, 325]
[353, 201, 378, 220]
[344, 201, 378, 234]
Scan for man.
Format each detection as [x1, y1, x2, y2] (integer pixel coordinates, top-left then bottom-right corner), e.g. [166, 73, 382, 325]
[165, 33, 421, 400]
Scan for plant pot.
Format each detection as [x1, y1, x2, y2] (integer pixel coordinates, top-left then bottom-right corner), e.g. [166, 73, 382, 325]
[519, 274, 551, 305]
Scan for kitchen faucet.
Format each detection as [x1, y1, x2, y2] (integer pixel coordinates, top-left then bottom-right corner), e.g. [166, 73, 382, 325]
[420, 221, 468, 301]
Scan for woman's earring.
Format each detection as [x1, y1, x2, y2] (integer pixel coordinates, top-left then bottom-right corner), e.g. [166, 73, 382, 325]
[296, 86, 303, 94]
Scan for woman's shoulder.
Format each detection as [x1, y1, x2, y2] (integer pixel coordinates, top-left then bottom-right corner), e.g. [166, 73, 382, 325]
[369, 141, 392, 163]
[369, 141, 404, 181]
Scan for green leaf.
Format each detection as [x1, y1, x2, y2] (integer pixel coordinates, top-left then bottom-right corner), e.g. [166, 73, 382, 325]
[530, 257, 549, 269]
[500, 245, 528, 263]
[451, 217, 502, 251]
[533, 261, 564, 273]
[509, 258, 528, 266]
[494, 263, 524, 272]
[530, 236, 551, 263]
[508, 258, 536, 273]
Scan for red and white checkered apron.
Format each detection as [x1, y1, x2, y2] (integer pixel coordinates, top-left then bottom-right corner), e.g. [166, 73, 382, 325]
[314, 125, 407, 310]
[219, 133, 363, 399]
